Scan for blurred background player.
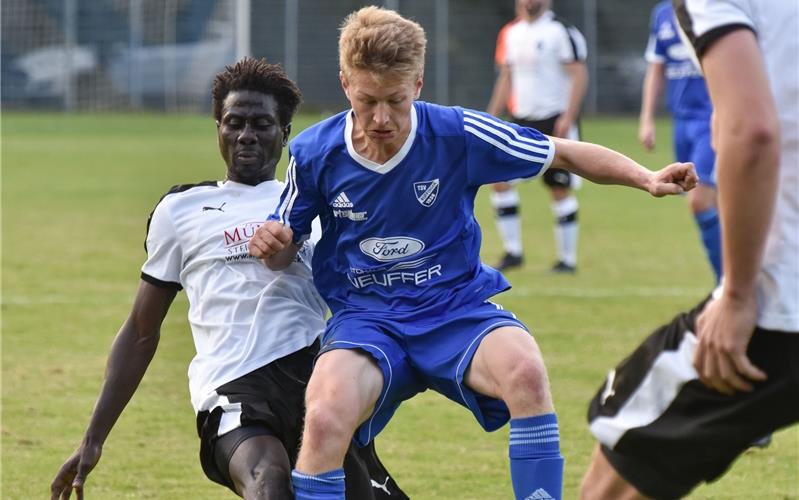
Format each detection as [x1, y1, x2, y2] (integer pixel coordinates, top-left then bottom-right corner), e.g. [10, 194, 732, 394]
[582, 1, 798, 498]
[250, 7, 696, 500]
[487, 0, 588, 272]
[50, 58, 404, 500]
[639, 0, 721, 282]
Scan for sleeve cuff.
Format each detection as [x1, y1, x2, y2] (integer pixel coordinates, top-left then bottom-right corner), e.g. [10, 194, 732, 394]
[141, 272, 183, 291]
[695, 24, 755, 58]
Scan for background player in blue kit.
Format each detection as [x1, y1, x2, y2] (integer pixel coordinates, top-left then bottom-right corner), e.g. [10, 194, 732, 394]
[248, 7, 697, 500]
[639, 0, 721, 282]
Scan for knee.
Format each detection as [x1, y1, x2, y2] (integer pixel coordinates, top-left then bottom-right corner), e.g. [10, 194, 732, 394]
[550, 186, 570, 201]
[302, 401, 359, 447]
[238, 461, 292, 500]
[688, 185, 717, 214]
[499, 358, 551, 408]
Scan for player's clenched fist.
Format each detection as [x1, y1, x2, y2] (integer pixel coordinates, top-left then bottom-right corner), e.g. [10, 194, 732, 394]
[249, 220, 293, 259]
[648, 161, 698, 197]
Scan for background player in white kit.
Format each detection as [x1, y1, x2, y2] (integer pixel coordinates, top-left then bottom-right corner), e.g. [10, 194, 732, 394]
[249, 7, 696, 500]
[50, 58, 404, 500]
[487, 0, 588, 272]
[581, 1, 799, 498]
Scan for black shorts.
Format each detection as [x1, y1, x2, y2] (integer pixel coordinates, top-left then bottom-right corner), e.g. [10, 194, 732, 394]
[196, 341, 408, 499]
[587, 298, 799, 499]
[197, 341, 319, 490]
[513, 115, 581, 188]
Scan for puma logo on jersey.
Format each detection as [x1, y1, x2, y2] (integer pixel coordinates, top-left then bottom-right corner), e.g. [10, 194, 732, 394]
[203, 202, 226, 212]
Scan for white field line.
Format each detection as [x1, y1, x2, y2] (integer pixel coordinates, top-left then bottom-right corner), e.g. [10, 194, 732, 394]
[506, 286, 708, 299]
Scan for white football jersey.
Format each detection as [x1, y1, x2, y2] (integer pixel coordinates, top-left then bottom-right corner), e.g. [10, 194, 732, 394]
[495, 10, 587, 120]
[677, 0, 799, 331]
[142, 179, 327, 412]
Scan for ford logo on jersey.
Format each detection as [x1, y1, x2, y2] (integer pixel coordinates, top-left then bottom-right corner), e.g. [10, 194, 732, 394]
[359, 237, 425, 262]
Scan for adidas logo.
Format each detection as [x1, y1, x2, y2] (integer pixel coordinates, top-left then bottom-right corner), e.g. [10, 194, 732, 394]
[525, 488, 555, 500]
[332, 192, 353, 209]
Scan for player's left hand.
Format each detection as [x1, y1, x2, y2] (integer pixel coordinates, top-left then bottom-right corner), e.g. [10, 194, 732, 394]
[647, 162, 698, 197]
[693, 293, 767, 395]
[51, 442, 102, 500]
[553, 114, 574, 138]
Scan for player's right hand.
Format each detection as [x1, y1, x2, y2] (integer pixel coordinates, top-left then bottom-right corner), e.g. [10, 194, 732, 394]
[51, 443, 102, 500]
[249, 220, 293, 259]
[638, 120, 656, 151]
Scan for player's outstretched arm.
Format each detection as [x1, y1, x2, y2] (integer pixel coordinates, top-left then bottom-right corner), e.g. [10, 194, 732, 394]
[249, 220, 300, 271]
[549, 136, 698, 196]
[50, 282, 177, 500]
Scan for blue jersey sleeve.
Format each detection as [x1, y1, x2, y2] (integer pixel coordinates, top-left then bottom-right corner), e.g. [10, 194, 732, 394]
[463, 109, 555, 186]
[645, 4, 667, 63]
[269, 153, 324, 244]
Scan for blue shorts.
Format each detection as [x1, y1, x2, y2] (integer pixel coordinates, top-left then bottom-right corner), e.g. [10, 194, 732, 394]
[673, 118, 716, 187]
[320, 301, 528, 447]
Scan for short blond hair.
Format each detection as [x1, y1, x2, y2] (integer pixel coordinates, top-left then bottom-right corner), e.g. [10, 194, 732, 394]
[338, 6, 427, 82]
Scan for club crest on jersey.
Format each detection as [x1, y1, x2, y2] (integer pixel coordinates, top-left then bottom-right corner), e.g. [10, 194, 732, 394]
[413, 179, 440, 207]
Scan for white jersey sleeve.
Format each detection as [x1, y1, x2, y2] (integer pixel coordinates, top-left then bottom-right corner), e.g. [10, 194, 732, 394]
[556, 21, 588, 63]
[141, 199, 183, 289]
[675, 0, 755, 57]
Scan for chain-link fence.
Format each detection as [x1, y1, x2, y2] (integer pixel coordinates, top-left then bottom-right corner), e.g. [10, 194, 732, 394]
[1, 0, 659, 114]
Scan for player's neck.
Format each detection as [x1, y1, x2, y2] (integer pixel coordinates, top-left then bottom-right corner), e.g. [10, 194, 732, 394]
[521, 9, 547, 23]
[351, 123, 410, 164]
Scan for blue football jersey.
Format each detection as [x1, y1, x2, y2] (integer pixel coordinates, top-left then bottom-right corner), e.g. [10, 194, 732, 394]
[271, 101, 554, 317]
[645, 1, 712, 120]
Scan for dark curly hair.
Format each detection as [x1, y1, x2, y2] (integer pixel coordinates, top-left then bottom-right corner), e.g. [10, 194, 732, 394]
[212, 57, 302, 126]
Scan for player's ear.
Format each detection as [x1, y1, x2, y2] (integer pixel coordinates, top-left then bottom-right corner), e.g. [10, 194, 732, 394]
[215, 119, 221, 129]
[340, 71, 350, 98]
[282, 123, 292, 146]
[414, 74, 424, 99]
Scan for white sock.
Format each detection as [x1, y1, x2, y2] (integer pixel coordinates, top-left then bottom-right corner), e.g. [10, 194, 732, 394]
[491, 189, 523, 256]
[552, 196, 579, 266]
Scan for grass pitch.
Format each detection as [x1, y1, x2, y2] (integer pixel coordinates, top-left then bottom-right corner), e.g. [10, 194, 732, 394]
[2, 112, 797, 499]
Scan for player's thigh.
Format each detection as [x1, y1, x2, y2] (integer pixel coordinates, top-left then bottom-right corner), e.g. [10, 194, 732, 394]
[465, 325, 549, 400]
[308, 347, 384, 426]
[219, 429, 292, 499]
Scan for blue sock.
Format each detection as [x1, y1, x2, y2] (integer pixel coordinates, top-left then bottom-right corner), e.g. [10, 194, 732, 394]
[291, 468, 345, 500]
[509, 413, 564, 500]
[695, 207, 722, 283]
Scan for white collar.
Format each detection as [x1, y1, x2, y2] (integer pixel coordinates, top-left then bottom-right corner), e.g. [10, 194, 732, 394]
[344, 103, 418, 175]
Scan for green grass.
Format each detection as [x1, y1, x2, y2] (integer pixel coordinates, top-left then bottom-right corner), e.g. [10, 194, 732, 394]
[2, 112, 797, 499]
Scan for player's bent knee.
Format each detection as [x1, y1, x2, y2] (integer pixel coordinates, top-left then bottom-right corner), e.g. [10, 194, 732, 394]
[303, 403, 360, 447]
[239, 461, 292, 500]
[500, 358, 551, 409]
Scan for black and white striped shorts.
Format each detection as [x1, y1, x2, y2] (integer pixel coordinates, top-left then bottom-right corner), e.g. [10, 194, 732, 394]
[587, 297, 799, 499]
